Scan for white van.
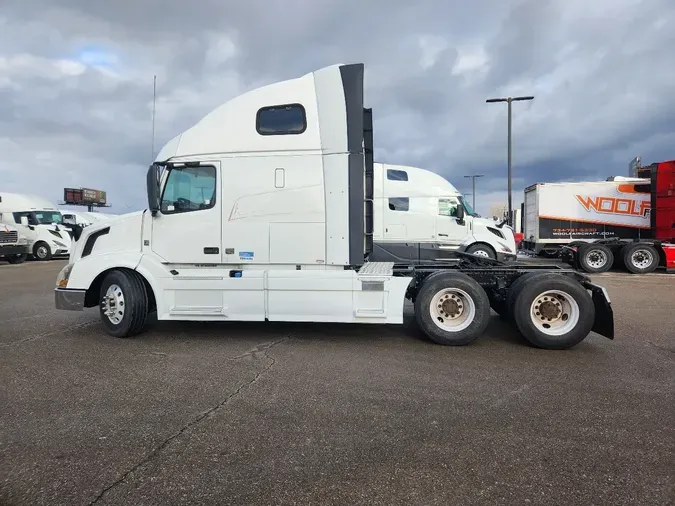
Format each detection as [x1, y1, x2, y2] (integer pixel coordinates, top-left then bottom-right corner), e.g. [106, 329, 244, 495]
[0, 193, 72, 260]
[372, 163, 516, 262]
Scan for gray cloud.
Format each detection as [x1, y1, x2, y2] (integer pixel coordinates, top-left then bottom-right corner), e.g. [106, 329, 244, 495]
[1, 0, 673, 215]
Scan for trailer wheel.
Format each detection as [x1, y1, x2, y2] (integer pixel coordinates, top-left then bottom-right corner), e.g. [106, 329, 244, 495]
[98, 269, 149, 338]
[578, 244, 613, 273]
[621, 243, 659, 274]
[513, 275, 595, 349]
[33, 241, 52, 261]
[414, 272, 490, 346]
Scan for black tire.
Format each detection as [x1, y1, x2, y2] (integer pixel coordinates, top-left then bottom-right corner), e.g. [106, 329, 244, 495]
[512, 275, 595, 350]
[466, 243, 496, 260]
[578, 243, 613, 273]
[7, 253, 27, 264]
[414, 271, 491, 346]
[33, 241, 52, 261]
[621, 243, 659, 274]
[98, 269, 149, 338]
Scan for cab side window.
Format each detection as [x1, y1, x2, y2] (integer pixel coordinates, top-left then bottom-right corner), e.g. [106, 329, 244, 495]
[388, 197, 409, 211]
[438, 198, 459, 217]
[161, 165, 217, 214]
[13, 212, 38, 225]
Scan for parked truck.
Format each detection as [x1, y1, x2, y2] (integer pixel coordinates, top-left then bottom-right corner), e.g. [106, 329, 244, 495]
[371, 163, 517, 263]
[0, 223, 29, 264]
[53, 63, 614, 349]
[0, 193, 72, 260]
[523, 159, 675, 274]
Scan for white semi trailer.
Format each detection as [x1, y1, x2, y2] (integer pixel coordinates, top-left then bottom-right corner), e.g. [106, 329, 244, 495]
[371, 163, 517, 262]
[54, 63, 614, 349]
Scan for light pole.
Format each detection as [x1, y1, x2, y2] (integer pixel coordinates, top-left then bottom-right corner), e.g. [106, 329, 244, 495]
[463, 174, 484, 210]
[486, 95, 534, 226]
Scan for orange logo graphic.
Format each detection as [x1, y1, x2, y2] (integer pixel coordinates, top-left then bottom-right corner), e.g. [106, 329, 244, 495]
[575, 195, 650, 217]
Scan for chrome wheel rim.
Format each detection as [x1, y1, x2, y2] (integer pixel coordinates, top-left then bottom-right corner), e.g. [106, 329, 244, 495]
[630, 249, 654, 269]
[529, 290, 580, 336]
[472, 249, 490, 258]
[586, 249, 607, 269]
[36, 246, 48, 258]
[429, 288, 476, 332]
[102, 284, 125, 325]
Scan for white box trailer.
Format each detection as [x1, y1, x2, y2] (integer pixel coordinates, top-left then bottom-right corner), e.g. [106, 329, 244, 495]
[53, 63, 614, 350]
[523, 180, 651, 257]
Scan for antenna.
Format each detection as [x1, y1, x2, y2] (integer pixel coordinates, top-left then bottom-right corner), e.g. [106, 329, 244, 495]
[151, 74, 157, 161]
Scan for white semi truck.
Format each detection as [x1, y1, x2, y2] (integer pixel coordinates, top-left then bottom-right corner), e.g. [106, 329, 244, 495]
[0, 223, 29, 264]
[371, 163, 517, 263]
[54, 63, 614, 349]
[0, 193, 72, 260]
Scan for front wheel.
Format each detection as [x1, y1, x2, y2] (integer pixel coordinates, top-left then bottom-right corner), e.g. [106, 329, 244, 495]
[512, 275, 595, 349]
[7, 253, 27, 264]
[414, 271, 491, 346]
[465, 243, 496, 260]
[33, 241, 52, 261]
[99, 269, 149, 338]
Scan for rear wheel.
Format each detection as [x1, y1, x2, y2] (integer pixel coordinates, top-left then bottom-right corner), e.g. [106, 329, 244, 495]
[512, 275, 595, 349]
[621, 243, 659, 274]
[466, 243, 496, 260]
[33, 241, 52, 261]
[99, 269, 149, 338]
[504, 272, 563, 323]
[7, 253, 27, 264]
[578, 244, 613, 273]
[414, 272, 491, 346]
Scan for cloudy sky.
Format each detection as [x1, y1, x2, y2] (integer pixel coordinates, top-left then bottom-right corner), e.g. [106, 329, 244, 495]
[1, 0, 674, 217]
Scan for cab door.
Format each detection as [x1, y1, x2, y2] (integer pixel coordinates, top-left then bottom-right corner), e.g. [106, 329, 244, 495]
[434, 197, 468, 246]
[151, 161, 222, 263]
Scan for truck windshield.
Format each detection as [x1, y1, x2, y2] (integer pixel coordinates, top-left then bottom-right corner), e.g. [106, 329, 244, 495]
[13, 211, 63, 225]
[459, 197, 478, 217]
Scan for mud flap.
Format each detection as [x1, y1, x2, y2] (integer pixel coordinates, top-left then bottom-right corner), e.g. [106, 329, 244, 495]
[586, 282, 614, 339]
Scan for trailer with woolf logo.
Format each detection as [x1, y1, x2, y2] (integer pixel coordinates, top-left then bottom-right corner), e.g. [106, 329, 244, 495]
[523, 159, 675, 274]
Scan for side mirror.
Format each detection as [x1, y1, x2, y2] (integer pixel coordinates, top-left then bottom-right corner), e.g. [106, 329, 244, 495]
[146, 164, 162, 216]
[20, 216, 29, 226]
[456, 204, 465, 222]
[62, 216, 77, 226]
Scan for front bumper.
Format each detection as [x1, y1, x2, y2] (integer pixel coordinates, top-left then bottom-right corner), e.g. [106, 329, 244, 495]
[0, 245, 29, 256]
[55, 288, 86, 311]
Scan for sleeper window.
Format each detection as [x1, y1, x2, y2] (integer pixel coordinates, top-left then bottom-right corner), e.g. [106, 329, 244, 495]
[256, 104, 307, 135]
[386, 169, 408, 181]
[161, 165, 217, 214]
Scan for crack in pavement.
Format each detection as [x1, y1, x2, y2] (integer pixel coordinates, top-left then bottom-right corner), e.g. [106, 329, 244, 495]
[88, 336, 290, 505]
[0, 320, 98, 348]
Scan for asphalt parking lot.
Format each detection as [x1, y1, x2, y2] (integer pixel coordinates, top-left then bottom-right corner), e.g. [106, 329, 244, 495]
[1, 260, 673, 506]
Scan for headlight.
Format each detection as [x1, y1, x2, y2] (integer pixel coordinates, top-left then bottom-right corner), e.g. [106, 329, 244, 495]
[56, 263, 74, 288]
[53, 240, 67, 248]
[17, 237, 27, 245]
